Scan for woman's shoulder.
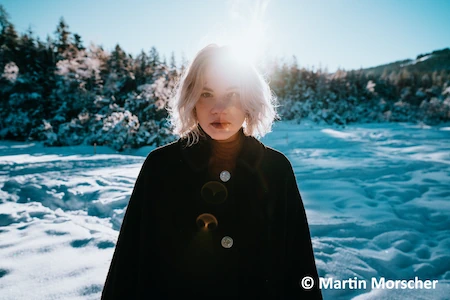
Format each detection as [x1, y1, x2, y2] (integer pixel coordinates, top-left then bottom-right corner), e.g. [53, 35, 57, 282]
[259, 142, 294, 174]
[135, 139, 184, 179]
[144, 138, 181, 162]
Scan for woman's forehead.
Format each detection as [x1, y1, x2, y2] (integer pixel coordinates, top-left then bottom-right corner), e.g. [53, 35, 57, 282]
[203, 63, 241, 87]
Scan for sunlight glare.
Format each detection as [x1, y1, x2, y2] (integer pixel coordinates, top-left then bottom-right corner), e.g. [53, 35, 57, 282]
[202, 0, 272, 67]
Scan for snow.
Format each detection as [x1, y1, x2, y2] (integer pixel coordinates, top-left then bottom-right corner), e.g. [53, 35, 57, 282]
[1, 120, 450, 299]
[417, 55, 433, 63]
[400, 54, 433, 67]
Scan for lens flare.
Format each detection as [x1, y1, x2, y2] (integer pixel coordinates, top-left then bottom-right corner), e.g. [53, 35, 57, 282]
[227, 0, 271, 66]
[198, 0, 272, 67]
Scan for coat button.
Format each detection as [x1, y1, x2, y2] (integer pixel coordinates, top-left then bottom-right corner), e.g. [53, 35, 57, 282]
[220, 170, 231, 182]
[221, 236, 233, 248]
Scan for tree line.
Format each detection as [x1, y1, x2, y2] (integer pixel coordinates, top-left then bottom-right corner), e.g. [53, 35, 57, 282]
[1, 5, 449, 151]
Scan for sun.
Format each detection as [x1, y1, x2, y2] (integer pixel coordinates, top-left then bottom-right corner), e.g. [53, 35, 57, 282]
[228, 21, 268, 66]
[205, 0, 271, 68]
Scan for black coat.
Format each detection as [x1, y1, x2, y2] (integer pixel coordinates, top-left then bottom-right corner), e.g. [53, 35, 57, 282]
[101, 128, 323, 299]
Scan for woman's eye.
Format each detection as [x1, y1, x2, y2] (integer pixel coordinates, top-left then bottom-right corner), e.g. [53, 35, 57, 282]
[228, 92, 240, 99]
[201, 92, 213, 98]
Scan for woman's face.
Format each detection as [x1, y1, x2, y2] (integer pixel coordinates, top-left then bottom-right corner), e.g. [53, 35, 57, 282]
[195, 63, 246, 141]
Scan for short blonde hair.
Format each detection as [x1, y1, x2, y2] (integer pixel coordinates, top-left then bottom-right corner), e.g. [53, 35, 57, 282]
[167, 43, 279, 146]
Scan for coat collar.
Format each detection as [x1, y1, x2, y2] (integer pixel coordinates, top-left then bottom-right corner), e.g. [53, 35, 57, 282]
[178, 125, 265, 174]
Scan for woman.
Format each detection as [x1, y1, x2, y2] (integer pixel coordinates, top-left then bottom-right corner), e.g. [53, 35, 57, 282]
[101, 44, 323, 299]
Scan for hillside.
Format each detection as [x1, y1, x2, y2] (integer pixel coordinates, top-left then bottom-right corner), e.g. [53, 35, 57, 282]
[357, 47, 450, 77]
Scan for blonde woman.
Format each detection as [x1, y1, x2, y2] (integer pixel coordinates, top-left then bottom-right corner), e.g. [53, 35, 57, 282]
[101, 44, 322, 299]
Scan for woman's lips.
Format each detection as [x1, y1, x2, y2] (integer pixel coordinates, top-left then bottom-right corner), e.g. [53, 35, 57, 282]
[211, 122, 231, 129]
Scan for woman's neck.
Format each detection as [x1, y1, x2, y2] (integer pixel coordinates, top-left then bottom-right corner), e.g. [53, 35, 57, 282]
[208, 128, 244, 179]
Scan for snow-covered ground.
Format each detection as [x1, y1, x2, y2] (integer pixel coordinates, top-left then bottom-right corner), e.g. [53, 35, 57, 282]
[1, 120, 450, 300]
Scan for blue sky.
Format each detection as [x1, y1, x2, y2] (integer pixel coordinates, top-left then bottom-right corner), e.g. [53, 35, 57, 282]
[2, 0, 450, 73]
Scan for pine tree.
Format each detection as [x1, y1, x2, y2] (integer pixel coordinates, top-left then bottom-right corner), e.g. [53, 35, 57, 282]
[54, 17, 71, 60]
[149, 46, 160, 68]
[16, 26, 39, 76]
[108, 44, 132, 76]
[0, 4, 10, 31]
[169, 51, 179, 79]
[0, 22, 19, 69]
[170, 51, 176, 69]
[73, 33, 85, 51]
[134, 49, 151, 86]
[103, 44, 135, 100]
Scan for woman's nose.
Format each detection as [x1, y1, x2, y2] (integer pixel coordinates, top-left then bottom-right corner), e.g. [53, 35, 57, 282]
[210, 95, 230, 113]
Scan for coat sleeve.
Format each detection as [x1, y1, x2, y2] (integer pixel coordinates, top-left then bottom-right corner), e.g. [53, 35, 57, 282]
[283, 160, 323, 299]
[101, 153, 153, 300]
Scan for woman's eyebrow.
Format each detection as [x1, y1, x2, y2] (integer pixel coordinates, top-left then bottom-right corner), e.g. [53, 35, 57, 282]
[203, 86, 239, 91]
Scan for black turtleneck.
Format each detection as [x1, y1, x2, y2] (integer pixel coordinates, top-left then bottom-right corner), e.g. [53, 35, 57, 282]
[198, 125, 245, 181]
